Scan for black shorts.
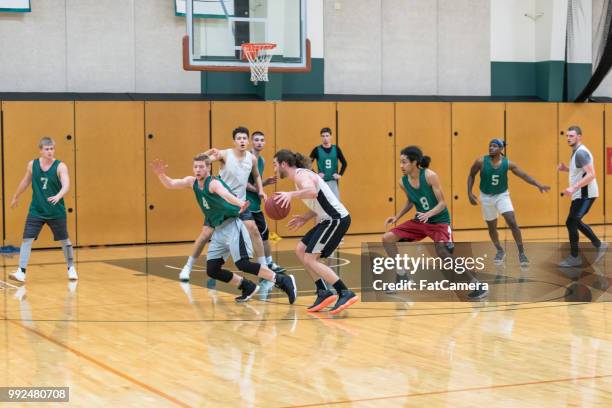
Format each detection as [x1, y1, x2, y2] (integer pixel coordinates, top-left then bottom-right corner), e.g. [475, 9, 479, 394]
[251, 211, 269, 241]
[23, 216, 69, 241]
[302, 215, 351, 258]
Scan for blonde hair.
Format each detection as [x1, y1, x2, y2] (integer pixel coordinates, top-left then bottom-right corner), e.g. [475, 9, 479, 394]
[38, 137, 55, 149]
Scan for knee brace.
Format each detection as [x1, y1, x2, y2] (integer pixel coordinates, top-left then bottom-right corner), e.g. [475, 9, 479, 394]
[206, 259, 233, 283]
[235, 258, 261, 276]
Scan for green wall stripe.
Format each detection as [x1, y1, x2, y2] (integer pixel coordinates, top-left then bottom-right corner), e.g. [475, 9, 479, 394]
[491, 60, 572, 101]
[200, 58, 324, 99]
[0, 7, 31, 12]
[566, 63, 592, 101]
[535, 60, 565, 102]
[491, 62, 536, 96]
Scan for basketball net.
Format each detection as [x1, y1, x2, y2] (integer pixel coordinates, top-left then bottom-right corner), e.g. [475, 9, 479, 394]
[241, 43, 276, 85]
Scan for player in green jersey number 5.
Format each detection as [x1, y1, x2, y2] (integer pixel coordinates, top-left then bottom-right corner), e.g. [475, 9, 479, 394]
[10, 137, 77, 283]
[467, 139, 550, 266]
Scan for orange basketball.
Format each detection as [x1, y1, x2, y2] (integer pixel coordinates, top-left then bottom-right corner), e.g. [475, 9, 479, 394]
[265, 197, 291, 220]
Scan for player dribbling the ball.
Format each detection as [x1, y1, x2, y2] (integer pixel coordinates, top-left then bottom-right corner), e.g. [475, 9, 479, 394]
[273, 149, 357, 314]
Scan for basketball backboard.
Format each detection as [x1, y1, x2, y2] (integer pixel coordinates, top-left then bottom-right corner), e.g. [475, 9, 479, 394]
[181, 0, 310, 72]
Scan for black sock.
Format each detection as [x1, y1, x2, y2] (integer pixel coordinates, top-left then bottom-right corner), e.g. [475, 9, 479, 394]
[570, 242, 579, 257]
[315, 279, 327, 291]
[332, 279, 348, 294]
[20, 268, 26, 273]
[517, 244, 524, 254]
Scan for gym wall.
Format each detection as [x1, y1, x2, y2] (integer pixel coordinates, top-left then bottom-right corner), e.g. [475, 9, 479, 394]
[0, 101, 609, 247]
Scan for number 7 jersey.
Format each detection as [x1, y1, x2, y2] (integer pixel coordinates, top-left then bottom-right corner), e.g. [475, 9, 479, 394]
[401, 168, 450, 225]
[29, 158, 66, 220]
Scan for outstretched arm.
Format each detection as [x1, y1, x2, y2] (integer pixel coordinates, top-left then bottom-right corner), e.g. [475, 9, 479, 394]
[10, 161, 33, 208]
[48, 163, 70, 205]
[150, 159, 195, 189]
[287, 210, 317, 231]
[201, 148, 225, 163]
[417, 170, 447, 223]
[467, 158, 482, 205]
[509, 161, 550, 192]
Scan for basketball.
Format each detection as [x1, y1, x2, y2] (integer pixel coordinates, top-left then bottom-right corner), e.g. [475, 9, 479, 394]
[265, 197, 291, 220]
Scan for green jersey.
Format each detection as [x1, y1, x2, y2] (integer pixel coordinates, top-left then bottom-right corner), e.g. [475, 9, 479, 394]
[246, 155, 264, 212]
[479, 156, 508, 195]
[317, 145, 338, 182]
[402, 168, 450, 225]
[29, 159, 66, 220]
[193, 176, 241, 228]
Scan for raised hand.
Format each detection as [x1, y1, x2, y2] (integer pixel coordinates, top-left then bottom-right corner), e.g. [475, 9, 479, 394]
[150, 159, 168, 176]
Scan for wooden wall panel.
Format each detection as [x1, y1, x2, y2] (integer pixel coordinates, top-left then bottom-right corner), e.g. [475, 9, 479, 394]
[75, 102, 145, 245]
[558, 104, 604, 225]
[451, 103, 505, 229]
[2, 101, 76, 248]
[506, 103, 558, 227]
[145, 102, 210, 243]
[210, 102, 277, 233]
[337, 102, 395, 234]
[606, 105, 612, 224]
[395, 103, 452, 232]
[275, 102, 337, 237]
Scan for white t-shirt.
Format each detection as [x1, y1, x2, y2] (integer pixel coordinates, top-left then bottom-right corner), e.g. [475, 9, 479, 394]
[219, 149, 254, 201]
[569, 144, 598, 200]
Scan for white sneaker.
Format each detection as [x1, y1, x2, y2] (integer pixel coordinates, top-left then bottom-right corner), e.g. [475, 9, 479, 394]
[13, 286, 27, 301]
[179, 265, 191, 282]
[67, 266, 78, 280]
[68, 281, 78, 294]
[9, 269, 26, 283]
[179, 281, 194, 303]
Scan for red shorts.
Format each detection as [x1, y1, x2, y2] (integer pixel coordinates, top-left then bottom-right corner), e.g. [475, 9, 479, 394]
[390, 220, 452, 243]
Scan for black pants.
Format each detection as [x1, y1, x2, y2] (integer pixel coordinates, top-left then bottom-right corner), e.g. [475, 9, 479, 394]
[566, 198, 601, 256]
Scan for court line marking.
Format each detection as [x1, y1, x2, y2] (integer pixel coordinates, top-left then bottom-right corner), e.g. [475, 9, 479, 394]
[163, 256, 351, 274]
[6, 319, 192, 408]
[0, 301, 595, 324]
[0, 280, 20, 289]
[282, 373, 612, 407]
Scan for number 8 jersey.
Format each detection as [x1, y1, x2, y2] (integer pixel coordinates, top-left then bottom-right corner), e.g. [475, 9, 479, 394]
[402, 168, 450, 225]
[29, 158, 66, 219]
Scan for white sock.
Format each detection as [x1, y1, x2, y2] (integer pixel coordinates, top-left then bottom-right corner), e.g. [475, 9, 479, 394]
[258, 256, 267, 266]
[186, 256, 195, 269]
[266, 256, 273, 264]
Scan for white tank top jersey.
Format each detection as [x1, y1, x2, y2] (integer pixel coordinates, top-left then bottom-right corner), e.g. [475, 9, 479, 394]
[569, 144, 599, 200]
[219, 149, 254, 201]
[295, 168, 349, 221]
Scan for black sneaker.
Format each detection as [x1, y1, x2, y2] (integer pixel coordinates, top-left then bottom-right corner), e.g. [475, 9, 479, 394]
[467, 287, 488, 301]
[235, 279, 259, 302]
[307, 289, 338, 312]
[329, 290, 359, 315]
[268, 262, 286, 274]
[275, 274, 297, 304]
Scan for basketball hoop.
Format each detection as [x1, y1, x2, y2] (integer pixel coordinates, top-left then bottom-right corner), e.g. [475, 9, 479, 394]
[241, 43, 276, 85]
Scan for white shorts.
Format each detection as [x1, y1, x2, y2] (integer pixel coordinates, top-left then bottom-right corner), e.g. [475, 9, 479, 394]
[480, 191, 514, 221]
[206, 218, 253, 262]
